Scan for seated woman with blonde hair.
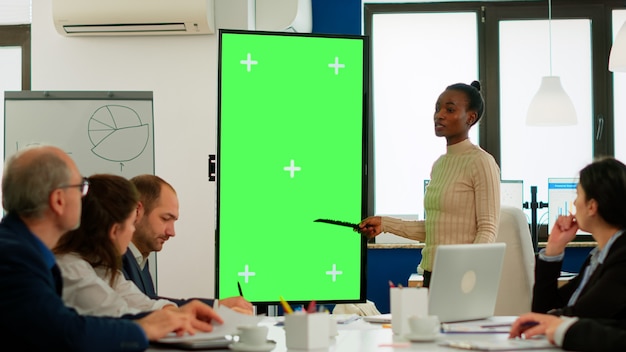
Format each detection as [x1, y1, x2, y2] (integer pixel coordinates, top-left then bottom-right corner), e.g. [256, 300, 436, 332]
[54, 174, 178, 316]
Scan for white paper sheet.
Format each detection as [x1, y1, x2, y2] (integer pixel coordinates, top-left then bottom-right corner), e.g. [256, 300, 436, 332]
[157, 305, 265, 343]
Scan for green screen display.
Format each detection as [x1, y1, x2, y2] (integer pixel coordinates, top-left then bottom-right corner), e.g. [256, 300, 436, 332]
[217, 30, 368, 304]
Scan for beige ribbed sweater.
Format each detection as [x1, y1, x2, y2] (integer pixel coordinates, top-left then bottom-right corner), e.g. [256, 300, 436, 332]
[382, 139, 500, 272]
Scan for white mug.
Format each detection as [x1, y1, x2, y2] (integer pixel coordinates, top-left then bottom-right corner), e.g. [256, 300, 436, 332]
[408, 315, 440, 337]
[237, 325, 268, 345]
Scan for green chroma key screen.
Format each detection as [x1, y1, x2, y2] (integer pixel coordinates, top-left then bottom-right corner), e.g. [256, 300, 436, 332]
[217, 29, 368, 304]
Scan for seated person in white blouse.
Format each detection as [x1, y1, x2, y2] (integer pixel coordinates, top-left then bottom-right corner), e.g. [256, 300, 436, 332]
[53, 174, 182, 316]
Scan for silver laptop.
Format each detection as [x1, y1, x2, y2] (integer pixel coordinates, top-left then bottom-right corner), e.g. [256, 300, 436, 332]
[428, 243, 506, 323]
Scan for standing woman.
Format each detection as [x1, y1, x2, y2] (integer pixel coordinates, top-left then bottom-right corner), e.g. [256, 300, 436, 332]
[359, 81, 501, 287]
[54, 174, 177, 316]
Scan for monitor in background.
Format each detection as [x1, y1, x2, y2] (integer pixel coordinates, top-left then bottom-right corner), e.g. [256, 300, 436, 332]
[500, 180, 524, 209]
[547, 178, 590, 236]
[216, 29, 368, 305]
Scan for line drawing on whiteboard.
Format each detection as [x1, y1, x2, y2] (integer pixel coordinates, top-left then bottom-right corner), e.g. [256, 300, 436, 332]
[88, 105, 150, 163]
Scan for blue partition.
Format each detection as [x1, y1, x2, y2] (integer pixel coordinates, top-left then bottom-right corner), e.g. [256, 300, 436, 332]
[366, 246, 592, 314]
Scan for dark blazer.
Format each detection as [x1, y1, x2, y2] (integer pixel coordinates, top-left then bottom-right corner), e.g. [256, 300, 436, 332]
[0, 213, 148, 352]
[121, 249, 156, 297]
[121, 249, 214, 307]
[563, 318, 626, 352]
[532, 232, 626, 319]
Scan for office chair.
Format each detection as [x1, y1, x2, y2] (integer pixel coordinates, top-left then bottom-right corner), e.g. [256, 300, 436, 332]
[494, 206, 535, 316]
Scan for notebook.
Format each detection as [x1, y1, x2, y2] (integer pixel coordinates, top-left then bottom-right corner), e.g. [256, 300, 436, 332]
[151, 336, 234, 350]
[439, 337, 554, 351]
[152, 305, 265, 350]
[428, 243, 506, 323]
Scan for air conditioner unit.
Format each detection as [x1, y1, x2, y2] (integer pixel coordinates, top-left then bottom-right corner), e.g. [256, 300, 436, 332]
[52, 0, 215, 36]
[255, 0, 312, 33]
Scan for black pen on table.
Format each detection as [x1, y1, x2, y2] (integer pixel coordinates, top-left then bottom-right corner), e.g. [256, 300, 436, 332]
[237, 281, 244, 297]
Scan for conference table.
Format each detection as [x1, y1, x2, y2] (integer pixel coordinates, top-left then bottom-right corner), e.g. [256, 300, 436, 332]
[148, 315, 561, 351]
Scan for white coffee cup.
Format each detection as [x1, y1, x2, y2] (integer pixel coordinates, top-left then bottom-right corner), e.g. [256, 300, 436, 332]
[237, 325, 268, 346]
[408, 315, 440, 337]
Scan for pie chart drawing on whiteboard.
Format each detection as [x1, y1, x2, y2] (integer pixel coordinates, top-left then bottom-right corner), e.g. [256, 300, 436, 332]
[88, 105, 150, 162]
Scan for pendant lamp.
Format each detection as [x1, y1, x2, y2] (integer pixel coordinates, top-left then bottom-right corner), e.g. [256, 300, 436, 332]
[526, 0, 577, 126]
[609, 21, 626, 72]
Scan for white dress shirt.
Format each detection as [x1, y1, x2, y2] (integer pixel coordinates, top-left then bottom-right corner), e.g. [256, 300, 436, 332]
[128, 241, 148, 270]
[554, 316, 579, 347]
[56, 252, 176, 317]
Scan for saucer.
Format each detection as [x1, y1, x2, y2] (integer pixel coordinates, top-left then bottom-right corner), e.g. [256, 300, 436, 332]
[228, 340, 276, 352]
[405, 332, 441, 342]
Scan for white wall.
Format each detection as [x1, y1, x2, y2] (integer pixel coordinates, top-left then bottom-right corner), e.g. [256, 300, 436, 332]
[32, 0, 251, 298]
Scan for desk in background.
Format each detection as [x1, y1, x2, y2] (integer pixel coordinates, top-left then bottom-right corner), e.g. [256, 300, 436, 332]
[408, 273, 424, 288]
[408, 273, 575, 288]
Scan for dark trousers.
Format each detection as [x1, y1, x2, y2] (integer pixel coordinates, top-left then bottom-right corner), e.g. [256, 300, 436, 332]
[423, 270, 432, 288]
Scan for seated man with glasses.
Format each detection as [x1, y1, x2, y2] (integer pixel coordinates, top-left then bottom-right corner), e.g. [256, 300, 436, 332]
[59, 176, 90, 196]
[0, 145, 223, 351]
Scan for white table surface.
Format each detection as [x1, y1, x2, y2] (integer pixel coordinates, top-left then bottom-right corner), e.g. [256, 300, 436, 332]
[148, 316, 561, 351]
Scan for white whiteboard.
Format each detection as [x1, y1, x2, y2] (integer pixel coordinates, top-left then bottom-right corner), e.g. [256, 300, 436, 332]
[4, 91, 154, 177]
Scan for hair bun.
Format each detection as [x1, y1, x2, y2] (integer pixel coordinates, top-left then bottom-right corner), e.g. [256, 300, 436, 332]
[470, 80, 481, 91]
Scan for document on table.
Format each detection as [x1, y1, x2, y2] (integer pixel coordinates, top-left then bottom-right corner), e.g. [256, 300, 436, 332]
[156, 305, 264, 343]
[332, 314, 361, 324]
[441, 317, 517, 334]
[440, 337, 555, 351]
[362, 313, 391, 324]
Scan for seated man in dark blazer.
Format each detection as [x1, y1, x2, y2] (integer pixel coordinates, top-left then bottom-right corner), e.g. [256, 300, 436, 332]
[510, 312, 626, 351]
[0, 145, 223, 351]
[123, 174, 253, 313]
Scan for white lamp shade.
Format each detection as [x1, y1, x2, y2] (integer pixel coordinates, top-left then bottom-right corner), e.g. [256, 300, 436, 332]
[526, 76, 577, 126]
[609, 21, 626, 72]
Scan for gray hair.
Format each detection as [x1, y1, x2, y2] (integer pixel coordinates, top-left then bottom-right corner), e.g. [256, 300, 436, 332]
[2, 146, 72, 218]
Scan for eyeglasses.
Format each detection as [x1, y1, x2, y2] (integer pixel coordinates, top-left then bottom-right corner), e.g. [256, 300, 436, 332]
[59, 177, 90, 197]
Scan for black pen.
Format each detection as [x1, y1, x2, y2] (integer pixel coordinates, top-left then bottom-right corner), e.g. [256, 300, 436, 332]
[237, 281, 244, 297]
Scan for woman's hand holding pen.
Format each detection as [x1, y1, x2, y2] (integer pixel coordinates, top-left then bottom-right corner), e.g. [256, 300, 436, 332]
[509, 313, 563, 345]
[545, 214, 579, 256]
[357, 216, 382, 239]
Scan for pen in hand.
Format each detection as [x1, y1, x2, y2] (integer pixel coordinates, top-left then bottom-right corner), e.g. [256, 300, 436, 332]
[238, 281, 244, 297]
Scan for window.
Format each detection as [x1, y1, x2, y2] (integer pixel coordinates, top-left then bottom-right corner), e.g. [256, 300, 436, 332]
[0, 23, 31, 203]
[499, 17, 593, 231]
[367, 10, 479, 242]
[614, 10, 626, 162]
[365, 2, 616, 243]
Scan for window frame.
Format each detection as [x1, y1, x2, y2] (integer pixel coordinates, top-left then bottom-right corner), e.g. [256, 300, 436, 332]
[0, 24, 31, 90]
